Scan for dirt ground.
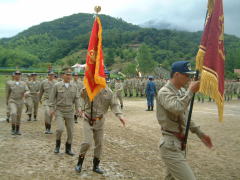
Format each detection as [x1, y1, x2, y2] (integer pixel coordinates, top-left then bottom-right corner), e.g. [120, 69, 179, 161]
[0, 96, 240, 180]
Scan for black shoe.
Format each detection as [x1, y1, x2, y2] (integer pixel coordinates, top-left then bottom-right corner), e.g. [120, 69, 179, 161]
[65, 143, 75, 156]
[54, 140, 61, 153]
[27, 114, 32, 121]
[93, 157, 104, 174]
[6, 118, 9, 123]
[33, 115, 37, 121]
[75, 155, 85, 173]
[150, 106, 153, 111]
[120, 104, 123, 109]
[145, 106, 150, 111]
[15, 125, 21, 135]
[11, 124, 16, 135]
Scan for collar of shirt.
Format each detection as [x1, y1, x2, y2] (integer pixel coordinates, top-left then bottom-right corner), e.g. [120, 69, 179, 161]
[64, 83, 70, 88]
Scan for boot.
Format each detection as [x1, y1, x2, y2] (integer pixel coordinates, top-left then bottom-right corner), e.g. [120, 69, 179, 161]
[15, 125, 21, 135]
[146, 106, 150, 111]
[93, 157, 104, 174]
[54, 140, 61, 153]
[33, 115, 37, 121]
[45, 123, 48, 134]
[150, 106, 153, 111]
[120, 104, 123, 109]
[48, 124, 53, 134]
[27, 114, 31, 121]
[6, 117, 9, 123]
[75, 155, 85, 173]
[124, 93, 127, 97]
[65, 143, 75, 156]
[74, 115, 78, 124]
[11, 124, 16, 135]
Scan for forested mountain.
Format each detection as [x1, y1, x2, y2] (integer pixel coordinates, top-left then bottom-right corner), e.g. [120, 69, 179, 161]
[0, 13, 240, 78]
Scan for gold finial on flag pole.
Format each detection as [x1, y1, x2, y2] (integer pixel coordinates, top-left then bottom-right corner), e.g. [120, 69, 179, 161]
[94, 6, 101, 14]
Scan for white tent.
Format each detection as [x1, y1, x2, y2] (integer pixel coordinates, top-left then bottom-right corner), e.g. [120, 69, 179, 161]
[72, 63, 86, 73]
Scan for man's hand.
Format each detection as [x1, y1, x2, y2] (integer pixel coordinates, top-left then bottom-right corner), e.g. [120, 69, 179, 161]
[50, 110, 55, 117]
[119, 118, 126, 127]
[78, 109, 84, 118]
[188, 81, 200, 93]
[201, 134, 213, 149]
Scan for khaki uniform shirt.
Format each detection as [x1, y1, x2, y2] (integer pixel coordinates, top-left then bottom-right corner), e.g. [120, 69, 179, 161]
[27, 80, 41, 96]
[49, 81, 80, 112]
[39, 79, 57, 101]
[6, 81, 29, 104]
[81, 87, 123, 119]
[156, 81, 204, 138]
[114, 82, 123, 96]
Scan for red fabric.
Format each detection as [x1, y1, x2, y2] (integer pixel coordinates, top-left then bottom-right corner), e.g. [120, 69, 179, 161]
[84, 17, 106, 101]
[200, 0, 225, 96]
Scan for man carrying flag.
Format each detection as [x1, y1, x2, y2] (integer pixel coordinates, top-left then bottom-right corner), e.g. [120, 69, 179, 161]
[75, 12, 126, 174]
[156, 0, 224, 178]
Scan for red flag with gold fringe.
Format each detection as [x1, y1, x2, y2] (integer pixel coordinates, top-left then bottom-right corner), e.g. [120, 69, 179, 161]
[196, 0, 225, 121]
[84, 16, 106, 101]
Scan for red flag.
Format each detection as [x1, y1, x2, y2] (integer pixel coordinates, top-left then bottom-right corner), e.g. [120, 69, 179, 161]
[84, 16, 106, 101]
[196, 0, 225, 121]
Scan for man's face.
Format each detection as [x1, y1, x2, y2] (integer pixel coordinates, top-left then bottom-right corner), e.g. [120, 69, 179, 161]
[73, 75, 79, 81]
[48, 74, 54, 81]
[15, 74, 21, 81]
[63, 73, 72, 82]
[175, 72, 191, 87]
[32, 75, 37, 81]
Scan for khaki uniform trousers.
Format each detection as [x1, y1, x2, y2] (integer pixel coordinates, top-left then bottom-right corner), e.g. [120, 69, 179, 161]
[79, 118, 104, 159]
[160, 135, 196, 180]
[9, 102, 23, 125]
[43, 100, 53, 125]
[25, 96, 32, 113]
[55, 108, 74, 144]
[6, 105, 10, 119]
[116, 94, 123, 106]
[26, 95, 39, 116]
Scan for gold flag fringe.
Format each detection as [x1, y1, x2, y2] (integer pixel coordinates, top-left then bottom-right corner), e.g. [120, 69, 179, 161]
[199, 69, 224, 121]
[196, 48, 205, 71]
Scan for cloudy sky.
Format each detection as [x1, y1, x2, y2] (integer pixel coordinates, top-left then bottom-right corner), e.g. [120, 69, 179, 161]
[0, 0, 239, 38]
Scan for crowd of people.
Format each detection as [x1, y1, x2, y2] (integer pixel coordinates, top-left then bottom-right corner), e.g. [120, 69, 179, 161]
[4, 61, 240, 178]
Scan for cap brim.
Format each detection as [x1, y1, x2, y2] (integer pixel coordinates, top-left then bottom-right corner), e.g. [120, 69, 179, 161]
[184, 71, 196, 75]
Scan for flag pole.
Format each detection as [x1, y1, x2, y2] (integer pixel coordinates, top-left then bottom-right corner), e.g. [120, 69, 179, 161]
[182, 8, 209, 153]
[90, 5, 101, 122]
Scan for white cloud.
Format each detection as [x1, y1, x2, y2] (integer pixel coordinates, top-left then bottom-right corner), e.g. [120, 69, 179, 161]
[0, 0, 239, 38]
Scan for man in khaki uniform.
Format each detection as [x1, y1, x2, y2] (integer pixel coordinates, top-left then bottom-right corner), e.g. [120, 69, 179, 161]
[123, 78, 128, 97]
[26, 73, 41, 121]
[75, 85, 126, 174]
[39, 71, 57, 134]
[156, 61, 212, 180]
[6, 71, 29, 135]
[49, 68, 80, 156]
[5, 73, 15, 123]
[71, 72, 84, 123]
[25, 74, 32, 119]
[114, 78, 123, 109]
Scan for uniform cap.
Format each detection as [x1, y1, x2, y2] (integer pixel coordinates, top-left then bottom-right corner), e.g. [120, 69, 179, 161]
[72, 72, 79, 76]
[15, 70, 21, 75]
[171, 61, 195, 75]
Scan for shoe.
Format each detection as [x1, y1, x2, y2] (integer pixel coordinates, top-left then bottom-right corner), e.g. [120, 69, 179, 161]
[15, 125, 21, 135]
[54, 140, 61, 153]
[145, 106, 150, 111]
[75, 155, 85, 173]
[65, 143, 75, 156]
[92, 157, 104, 174]
[120, 104, 123, 109]
[11, 124, 15, 135]
[33, 115, 37, 121]
[27, 114, 31, 121]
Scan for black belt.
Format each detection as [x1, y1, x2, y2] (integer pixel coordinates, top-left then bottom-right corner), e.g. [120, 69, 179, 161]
[85, 114, 103, 126]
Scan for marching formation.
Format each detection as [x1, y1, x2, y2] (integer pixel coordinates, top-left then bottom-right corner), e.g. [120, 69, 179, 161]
[4, 63, 240, 178]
